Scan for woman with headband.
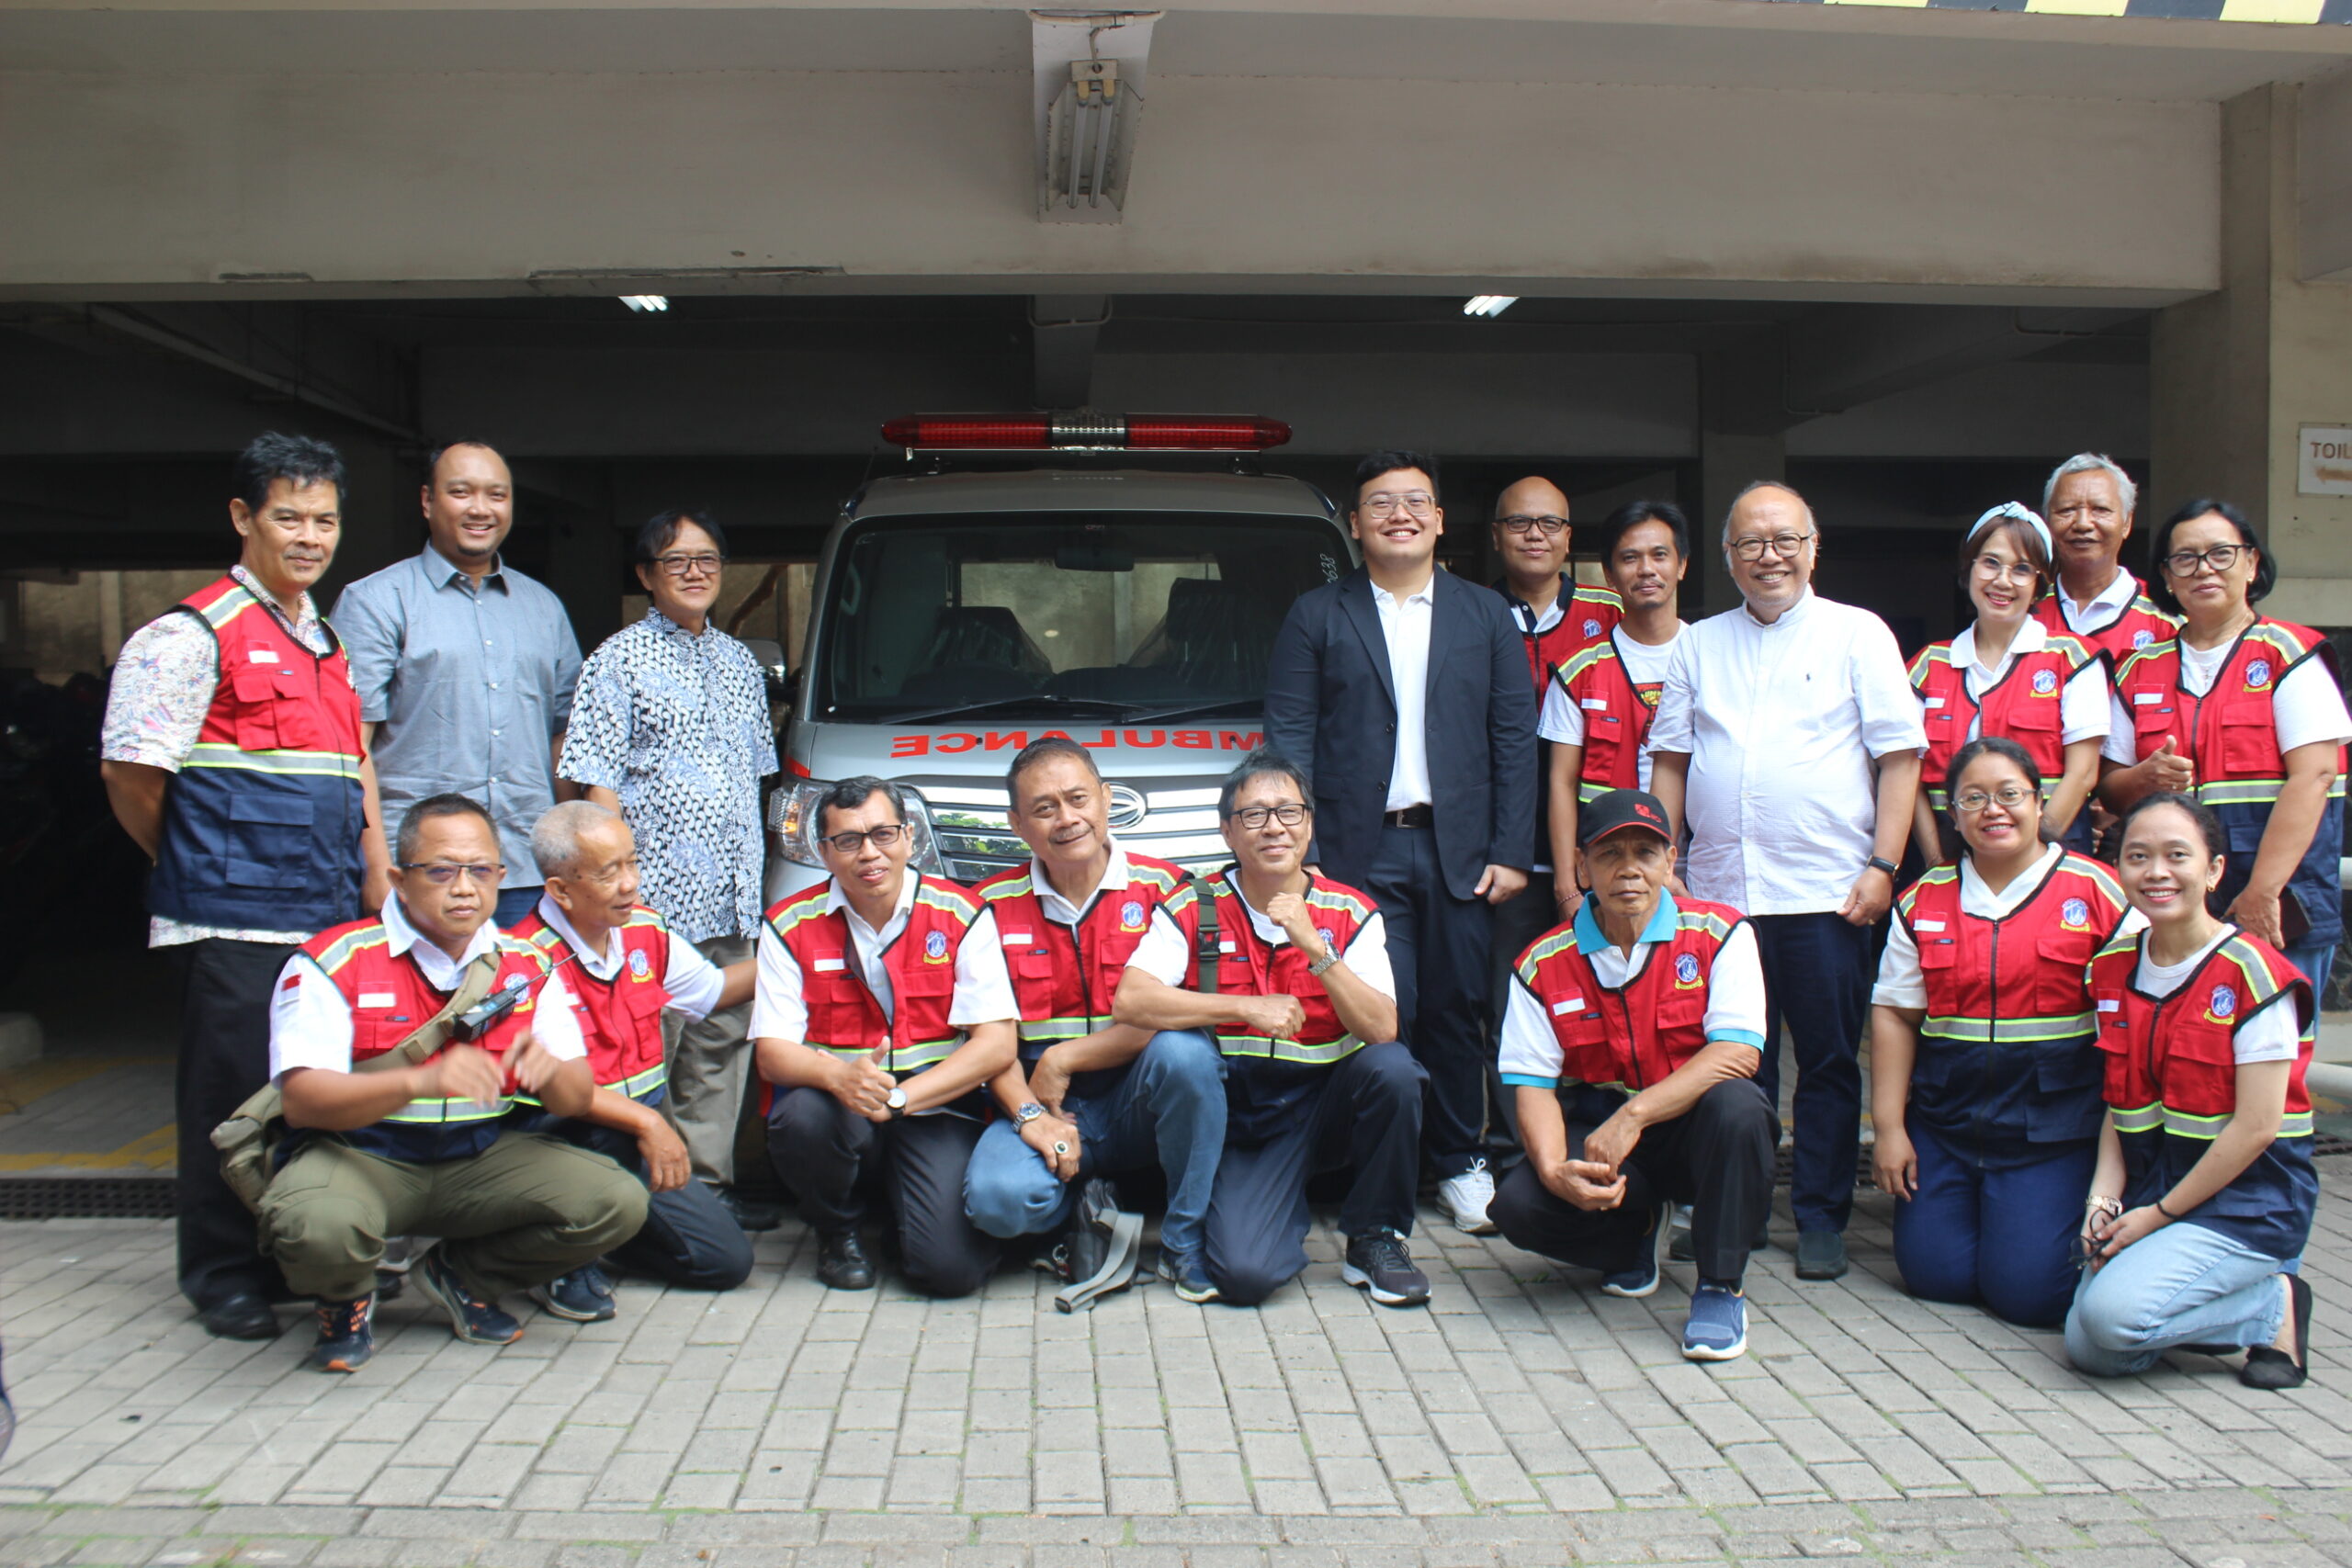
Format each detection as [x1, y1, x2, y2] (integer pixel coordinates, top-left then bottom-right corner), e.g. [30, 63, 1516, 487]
[1907, 503, 2110, 863]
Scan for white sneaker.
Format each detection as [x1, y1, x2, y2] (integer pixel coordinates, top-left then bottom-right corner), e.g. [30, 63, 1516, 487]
[1438, 1160, 1498, 1235]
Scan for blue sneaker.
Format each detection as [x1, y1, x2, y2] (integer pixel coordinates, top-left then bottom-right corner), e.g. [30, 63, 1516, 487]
[307, 1294, 376, 1373]
[1156, 1247, 1220, 1303]
[529, 1265, 616, 1323]
[415, 1255, 523, 1346]
[1600, 1203, 1671, 1298]
[1682, 1280, 1747, 1361]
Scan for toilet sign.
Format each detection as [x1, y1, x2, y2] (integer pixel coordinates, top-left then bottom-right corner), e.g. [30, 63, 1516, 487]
[2300, 425, 2352, 497]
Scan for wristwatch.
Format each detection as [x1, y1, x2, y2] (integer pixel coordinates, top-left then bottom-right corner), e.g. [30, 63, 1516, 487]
[886, 1087, 909, 1119]
[1867, 856, 1900, 878]
[1307, 948, 1340, 977]
[1012, 1102, 1046, 1125]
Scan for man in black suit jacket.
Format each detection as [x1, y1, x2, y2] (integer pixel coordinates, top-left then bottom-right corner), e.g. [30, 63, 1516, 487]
[1265, 451, 1537, 1235]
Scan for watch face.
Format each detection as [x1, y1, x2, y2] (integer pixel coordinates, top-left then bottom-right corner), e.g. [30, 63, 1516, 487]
[888, 1088, 908, 1108]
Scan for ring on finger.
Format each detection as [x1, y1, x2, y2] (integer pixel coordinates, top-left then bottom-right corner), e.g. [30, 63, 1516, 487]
[1052, 1141, 1070, 1156]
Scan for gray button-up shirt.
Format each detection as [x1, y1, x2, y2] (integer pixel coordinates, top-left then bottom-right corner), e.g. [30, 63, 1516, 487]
[559, 608, 779, 943]
[332, 546, 582, 886]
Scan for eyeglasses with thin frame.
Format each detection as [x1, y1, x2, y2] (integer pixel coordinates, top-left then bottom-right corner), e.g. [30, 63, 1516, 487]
[399, 862, 506, 885]
[1359, 491, 1436, 520]
[1952, 785, 2034, 815]
[2162, 543, 2245, 578]
[1497, 513, 1567, 537]
[1228, 803, 1311, 829]
[650, 552, 726, 579]
[1728, 532, 1815, 562]
[1972, 555, 2039, 585]
[819, 822, 910, 855]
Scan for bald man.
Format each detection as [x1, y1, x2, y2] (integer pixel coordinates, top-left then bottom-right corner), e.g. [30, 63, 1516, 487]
[1486, 478, 1623, 1145]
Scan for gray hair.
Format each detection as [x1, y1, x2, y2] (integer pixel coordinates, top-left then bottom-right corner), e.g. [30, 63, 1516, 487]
[1720, 479, 1816, 549]
[2041, 454, 2136, 520]
[531, 799, 624, 879]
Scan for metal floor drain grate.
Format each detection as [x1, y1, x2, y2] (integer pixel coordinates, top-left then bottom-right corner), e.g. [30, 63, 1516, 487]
[0, 1178, 176, 1220]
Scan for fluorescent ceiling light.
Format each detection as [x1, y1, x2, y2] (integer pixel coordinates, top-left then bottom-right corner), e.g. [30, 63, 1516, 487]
[619, 295, 670, 313]
[1463, 295, 1518, 318]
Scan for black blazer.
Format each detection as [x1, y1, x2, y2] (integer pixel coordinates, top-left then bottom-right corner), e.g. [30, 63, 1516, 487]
[1263, 568, 1536, 901]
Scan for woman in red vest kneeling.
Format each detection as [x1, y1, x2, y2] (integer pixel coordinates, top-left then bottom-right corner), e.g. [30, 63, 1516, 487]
[1869, 738, 2129, 1326]
[2067, 792, 2317, 1389]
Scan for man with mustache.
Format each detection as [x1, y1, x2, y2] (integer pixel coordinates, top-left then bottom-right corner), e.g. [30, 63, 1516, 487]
[101, 432, 392, 1342]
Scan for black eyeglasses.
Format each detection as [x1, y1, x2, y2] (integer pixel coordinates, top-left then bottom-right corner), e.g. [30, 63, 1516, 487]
[2162, 544, 2245, 578]
[1497, 514, 1568, 537]
[399, 862, 505, 885]
[1227, 804, 1310, 829]
[650, 552, 726, 579]
[820, 823, 910, 854]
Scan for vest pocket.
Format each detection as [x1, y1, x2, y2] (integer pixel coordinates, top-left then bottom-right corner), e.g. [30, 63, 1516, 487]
[2034, 928, 2100, 1017]
[2218, 705, 2281, 774]
[1550, 1009, 1619, 1088]
[228, 668, 288, 750]
[223, 792, 313, 889]
[2027, 1040, 2105, 1142]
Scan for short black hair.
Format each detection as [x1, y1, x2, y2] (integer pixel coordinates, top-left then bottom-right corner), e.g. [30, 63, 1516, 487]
[1351, 450, 1438, 508]
[1593, 500, 1690, 563]
[423, 440, 505, 486]
[395, 793, 498, 865]
[1005, 735, 1100, 806]
[2146, 498, 2275, 616]
[232, 432, 345, 515]
[1217, 747, 1311, 820]
[816, 775, 908, 840]
[2116, 789, 2226, 863]
[635, 507, 729, 566]
[1935, 736, 2052, 863]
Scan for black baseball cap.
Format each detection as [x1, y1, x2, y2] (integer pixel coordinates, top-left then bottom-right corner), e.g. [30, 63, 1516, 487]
[1577, 789, 1674, 848]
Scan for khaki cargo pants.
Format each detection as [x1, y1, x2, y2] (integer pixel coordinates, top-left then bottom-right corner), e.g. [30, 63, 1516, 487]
[257, 1130, 650, 1304]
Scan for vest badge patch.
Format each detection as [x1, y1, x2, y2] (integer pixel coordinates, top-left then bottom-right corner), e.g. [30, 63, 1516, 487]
[2061, 897, 2090, 929]
[2132, 628, 2154, 649]
[628, 947, 653, 981]
[2207, 984, 2238, 1024]
[1120, 899, 1147, 932]
[924, 929, 951, 963]
[1673, 952, 1702, 988]
[2245, 659, 2273, 690]
[2031, 668, 2058, 696]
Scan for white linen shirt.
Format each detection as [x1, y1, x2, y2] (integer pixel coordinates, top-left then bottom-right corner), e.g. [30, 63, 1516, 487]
[529, 894, 727, 1023]
[1372, 575, 1437, 812]
[269, 895, 585, 1082]
[1498, 892, 1769, 1088]
[1127, 893, 1397, 1002]
[1648, 591, 1927, 916]
[749, 874, 1017, 1047]
[1947, 618, 2109, 744]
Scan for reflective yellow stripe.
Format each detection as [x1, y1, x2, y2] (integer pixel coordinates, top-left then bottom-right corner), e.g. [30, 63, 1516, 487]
[2111, 1101, 2163, 1134]
[1216, 1032, 1365, 1066]
[2198, 779, 2286, 807]
[1921, 1012, 2095, 1043]
[811, 1037, 960, 1072]
[2109, 1101, 2312, 1140]
[1017, 1016, 1094, 1043]
[608, 1063, 666, 1099]
[384, 1096, 514, 1124]
[1577, 780, 1614, 804]
[184, 742, 361, 780]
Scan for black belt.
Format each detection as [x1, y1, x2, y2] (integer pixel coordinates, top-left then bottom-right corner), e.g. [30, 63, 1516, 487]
[1383, 805, 1433, 829]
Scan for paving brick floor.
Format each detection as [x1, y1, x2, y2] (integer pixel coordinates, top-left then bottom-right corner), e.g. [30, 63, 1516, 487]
[6, 1171, 2352, 1565]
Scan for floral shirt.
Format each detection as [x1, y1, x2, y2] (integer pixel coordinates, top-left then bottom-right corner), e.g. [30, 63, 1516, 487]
[559, 609, 779, 943]
[100, 566, 342, 948]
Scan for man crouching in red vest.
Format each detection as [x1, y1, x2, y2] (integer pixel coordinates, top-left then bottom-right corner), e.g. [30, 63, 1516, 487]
[753, 777, 1019, 1295]
[258, 795, 649, 1372]
[1491, 788, 1777, 1362]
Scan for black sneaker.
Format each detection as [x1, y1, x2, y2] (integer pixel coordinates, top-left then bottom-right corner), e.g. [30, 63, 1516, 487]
[1156, 1247, 1220, 1304]
[1340, 1229, 1430, 1308]
[714, 1185, 785, 1233]
[307, 1294, 376, 1373]
[413, 1255, 523, 1346]
[529, 1266, 617, 1323]
[1794, 1229, 1849, 1280]
[817, 1230, 876, 1291]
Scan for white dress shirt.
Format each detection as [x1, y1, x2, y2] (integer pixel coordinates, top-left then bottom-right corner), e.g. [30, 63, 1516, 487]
[1946, 618, 2109, 744]
[270, 895, 585, 1081]
[2055, 566, 2141, 637]
[1028, 841, 1131, 928]
[1372, 574, 1437, 812]
[1649, 591, 1927, 916]
[749, 873, 1017, 1047]
[529, 893, 727, 1023]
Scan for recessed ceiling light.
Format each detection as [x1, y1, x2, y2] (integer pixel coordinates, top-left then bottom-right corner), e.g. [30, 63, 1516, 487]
[1463, 295, 1518, 318]
[619, 295, 670, 313]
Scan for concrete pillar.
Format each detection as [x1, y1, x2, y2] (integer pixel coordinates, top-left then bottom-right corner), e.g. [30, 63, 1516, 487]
[1695, 337, 1788, 617]
[2151, 82, 2352, 631]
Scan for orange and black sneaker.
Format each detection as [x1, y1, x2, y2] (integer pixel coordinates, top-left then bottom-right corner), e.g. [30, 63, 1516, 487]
[308, 1294, 376, 1373]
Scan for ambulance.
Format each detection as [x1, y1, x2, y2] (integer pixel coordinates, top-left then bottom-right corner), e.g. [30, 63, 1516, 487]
[763, 414, 1356, 901]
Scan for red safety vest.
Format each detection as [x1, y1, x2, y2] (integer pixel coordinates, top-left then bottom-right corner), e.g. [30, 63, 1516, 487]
[2087, 926, 2315, 1258]
[1191, 869, 1375, 1068]
[294, 914, 550, 1163]
[2032, 577, 2178, 669]
[763, 874, 984, 1080]
[1551, 631, 1666, 800]
[1894, 852, 2125, 1149]
[1510, 897, 1745, 1091]
[972, 852, 1197, 1056]
[511, 906, 673, 1100]
[1906, 632, 2094, 811]
[1503, 579, 1623, 694]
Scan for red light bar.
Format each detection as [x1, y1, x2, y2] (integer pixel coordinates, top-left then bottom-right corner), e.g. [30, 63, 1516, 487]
[881, 414, 1291, 453]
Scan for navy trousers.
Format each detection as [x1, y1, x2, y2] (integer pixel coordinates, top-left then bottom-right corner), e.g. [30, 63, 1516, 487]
[175, 938, 296, 1311]
[1365, 825, 1494, 1179]
[560, 1120, 754, 1292]
[1750, 911, 1871, 1235]
[1892, 1119, 2093, 1329]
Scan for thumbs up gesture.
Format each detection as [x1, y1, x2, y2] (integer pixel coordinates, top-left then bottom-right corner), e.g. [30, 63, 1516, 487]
[837, 1035, 899, 1121]
[2146, 735, 2195, 793]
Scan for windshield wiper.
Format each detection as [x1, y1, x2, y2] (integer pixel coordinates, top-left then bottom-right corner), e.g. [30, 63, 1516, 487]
[1116, 696, 1262, 725]
[885, 694, 1136, 726]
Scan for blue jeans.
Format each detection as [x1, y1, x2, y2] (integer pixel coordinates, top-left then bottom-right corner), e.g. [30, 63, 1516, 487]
[962, 1029, 1227, 1258]
[1893, 1119, 2095, 1328]
[1750, 911, 1872, 1234]
[2285, 931, 2336, 1027]
[493, 883, 544, 927]
[2065, 1220, 2290, 1377]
